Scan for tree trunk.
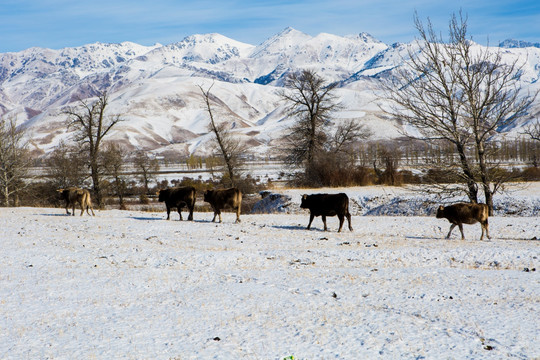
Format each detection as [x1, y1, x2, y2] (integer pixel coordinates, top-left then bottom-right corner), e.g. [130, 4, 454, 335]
[455, 142, 478, 203]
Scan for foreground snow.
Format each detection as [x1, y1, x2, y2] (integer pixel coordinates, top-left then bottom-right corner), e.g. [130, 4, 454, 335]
[1, 207, 539, 359]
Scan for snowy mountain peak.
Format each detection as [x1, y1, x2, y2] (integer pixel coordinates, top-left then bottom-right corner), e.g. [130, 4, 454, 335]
[499, 39, 540, 49]
[251, 27, 312, 58]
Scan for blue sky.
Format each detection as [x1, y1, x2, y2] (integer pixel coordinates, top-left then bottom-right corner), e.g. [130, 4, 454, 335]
[1, 0, 539, 52]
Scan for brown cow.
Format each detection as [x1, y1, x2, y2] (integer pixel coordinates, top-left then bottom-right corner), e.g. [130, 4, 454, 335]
[436, 203, 490, 240]
[57, 187, 95, 216]
[300, 193, 353, 232]
[203, 188, 242, 223]
[157, 186, 196, 221]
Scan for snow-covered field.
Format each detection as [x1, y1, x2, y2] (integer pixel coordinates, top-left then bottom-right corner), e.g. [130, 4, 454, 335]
[1, 186, 539, 359]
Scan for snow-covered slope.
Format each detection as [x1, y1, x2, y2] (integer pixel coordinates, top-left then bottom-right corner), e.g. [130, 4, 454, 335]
[1, 204, 539, 358]
[1, 29, 539, 158]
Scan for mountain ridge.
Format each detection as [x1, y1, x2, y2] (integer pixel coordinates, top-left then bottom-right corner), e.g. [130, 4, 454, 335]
[1, 28, 539, 159]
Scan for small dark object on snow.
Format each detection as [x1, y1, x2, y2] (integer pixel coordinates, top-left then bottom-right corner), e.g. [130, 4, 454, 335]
[332, 292, 338, 298]
[213, 337, 221, 341]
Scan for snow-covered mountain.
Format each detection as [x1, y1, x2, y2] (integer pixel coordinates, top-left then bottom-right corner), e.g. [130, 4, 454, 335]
[1, 29, 539, 158]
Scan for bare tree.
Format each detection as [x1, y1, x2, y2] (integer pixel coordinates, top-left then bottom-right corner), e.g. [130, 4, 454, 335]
[384, 12, 536, 213]
[524, 120, 540, 142]
[64, 90, 122, 207]
[45, 141, 88, 189]
[102, 143, 128, 209]
[199, 84, 245, 187]
[329, 118, 372, 157]
[133, 149, 160, 194]
[0, 116, 32, 206]
[280, 69, 370, 186]
[280, 69, 340, 170]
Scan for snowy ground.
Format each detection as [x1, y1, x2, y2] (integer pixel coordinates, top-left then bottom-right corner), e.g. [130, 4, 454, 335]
[1, 188, 539, 359]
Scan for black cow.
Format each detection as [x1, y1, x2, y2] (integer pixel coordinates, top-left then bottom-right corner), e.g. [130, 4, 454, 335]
[436, 203, 490, 240]
[203, 187, 242, 223]
[157, 186, 196, 220]
[300, 193, 353, 232]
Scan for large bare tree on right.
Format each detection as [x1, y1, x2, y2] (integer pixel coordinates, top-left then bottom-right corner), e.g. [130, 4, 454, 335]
[386, 12, 536, 214]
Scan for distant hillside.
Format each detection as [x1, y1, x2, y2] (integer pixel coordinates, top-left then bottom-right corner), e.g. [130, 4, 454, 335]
[1, 28, 539, 159]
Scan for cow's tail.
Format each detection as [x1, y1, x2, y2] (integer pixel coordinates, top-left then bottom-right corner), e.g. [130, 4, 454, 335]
[84, 191, 96, 216]
[235, 189, 242, 223]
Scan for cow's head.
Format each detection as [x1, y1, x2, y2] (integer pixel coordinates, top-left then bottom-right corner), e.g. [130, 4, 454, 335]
[157, 189, 169, 202]
[436, 205, 445, 218]
[300, 194, 310, 209]
[203, 190, 214, 202]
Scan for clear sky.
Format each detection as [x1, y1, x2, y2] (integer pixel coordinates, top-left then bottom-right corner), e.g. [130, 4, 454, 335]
[1, 0, 539, 53]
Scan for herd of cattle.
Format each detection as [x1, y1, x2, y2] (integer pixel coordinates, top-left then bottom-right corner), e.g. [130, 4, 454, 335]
[57, 186, 491, 240]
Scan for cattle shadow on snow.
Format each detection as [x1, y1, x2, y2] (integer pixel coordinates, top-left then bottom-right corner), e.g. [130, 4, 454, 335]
[271, 224, 312, 231]
[130, 216, 162, 221]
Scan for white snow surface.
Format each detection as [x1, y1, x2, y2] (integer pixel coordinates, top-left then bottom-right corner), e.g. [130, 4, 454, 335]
[1, 186, 539, 359]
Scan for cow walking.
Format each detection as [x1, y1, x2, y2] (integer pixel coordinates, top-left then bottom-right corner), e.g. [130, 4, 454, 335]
[300, 193, 353, 232]
[203, 188, 242, 223]
[57, 187, 95, 216]
[157, 186, 196, 220]
[436, 203, 490, 240]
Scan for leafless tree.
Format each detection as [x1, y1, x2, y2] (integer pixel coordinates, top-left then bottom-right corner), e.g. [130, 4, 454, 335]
[64, 90, 122, 207]
[45, 141, 88, 189]
[102, 143, 128, 209]
[384, 12, 536, 213]
[524, 120, 540, 142]
[280, 69, 340, 170]
[133, 149, 160, 194]
[280, 69, 370, 185]
[199, 84, 246, 187]
[0, 116, 32, 206]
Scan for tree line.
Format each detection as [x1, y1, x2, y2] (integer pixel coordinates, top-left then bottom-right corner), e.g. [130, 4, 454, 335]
[1, 12, 540, 213]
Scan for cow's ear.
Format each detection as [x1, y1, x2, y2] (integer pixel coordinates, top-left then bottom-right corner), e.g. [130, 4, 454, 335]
[156, 190, 161, 195]
[57, 189, 63, 192]
[438, 205, 444, 210]
[302, 194, 307, 200]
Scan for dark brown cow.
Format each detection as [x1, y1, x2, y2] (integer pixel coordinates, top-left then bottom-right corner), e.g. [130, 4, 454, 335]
[203, 188, 242, 223]
[300, 193, 353, 232]
[57, 187, 95, 216]
[436, 203, 490, 240]
[157, 186, 196, 220]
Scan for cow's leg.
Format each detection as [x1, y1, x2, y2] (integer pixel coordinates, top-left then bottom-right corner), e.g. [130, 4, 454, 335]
[178, 208, 183, 221]
[218, 209, 222, 223]
[188, 205, 194, 221]
[166, 206, 171, 220]
[446, 224, 456, 239]
[65, 202, 70, 215]
[71, 203, 76, 216]
[337, 214, 344, 233]
[87, 206, 95, 216]
[346, 212, 353, 231]
[484, 219, 490, 239]
[458, 224, 465, 240]
[235, 205, 241, 223]
[307, 213, 315, 230]
[322, 215, 328, 231]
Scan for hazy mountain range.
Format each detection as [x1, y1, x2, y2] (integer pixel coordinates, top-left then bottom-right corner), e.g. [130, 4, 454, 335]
[1, 27, 539, 159]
